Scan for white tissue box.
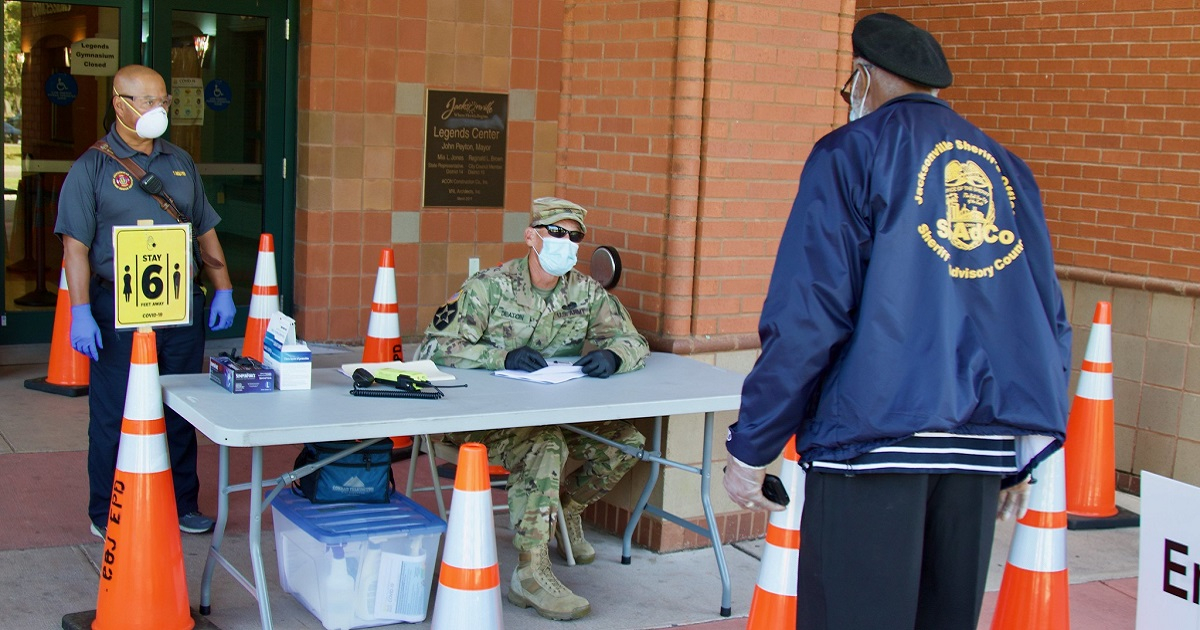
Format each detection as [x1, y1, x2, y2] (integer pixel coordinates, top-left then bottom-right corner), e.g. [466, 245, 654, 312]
[263, 312, 312, 390]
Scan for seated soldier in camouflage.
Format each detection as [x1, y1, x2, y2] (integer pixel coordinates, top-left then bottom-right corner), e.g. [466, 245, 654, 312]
[416, 197, 649, 621]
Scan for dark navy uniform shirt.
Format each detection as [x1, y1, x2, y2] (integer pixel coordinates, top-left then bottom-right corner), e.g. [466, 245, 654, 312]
[55, 125, 221, 282]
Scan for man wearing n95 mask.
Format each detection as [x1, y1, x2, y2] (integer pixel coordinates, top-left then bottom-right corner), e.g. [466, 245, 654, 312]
[55, 64, 235, 540]
[417, 197, 649, 621]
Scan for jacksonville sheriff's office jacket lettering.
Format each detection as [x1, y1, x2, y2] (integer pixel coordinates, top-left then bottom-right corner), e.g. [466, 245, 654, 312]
[728, 93, 1071, 473]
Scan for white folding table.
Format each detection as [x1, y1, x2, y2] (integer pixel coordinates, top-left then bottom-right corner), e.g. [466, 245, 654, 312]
[161, 352, 745, 629]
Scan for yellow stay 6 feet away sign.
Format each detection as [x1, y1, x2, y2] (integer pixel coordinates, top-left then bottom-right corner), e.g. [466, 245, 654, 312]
[112, 224, 192, 328]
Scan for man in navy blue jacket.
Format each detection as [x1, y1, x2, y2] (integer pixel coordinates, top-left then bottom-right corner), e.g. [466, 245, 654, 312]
[724, 13, 1071, 630]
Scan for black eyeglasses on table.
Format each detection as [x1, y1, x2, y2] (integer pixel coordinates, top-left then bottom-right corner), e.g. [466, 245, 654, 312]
[534, 224, 585, 243]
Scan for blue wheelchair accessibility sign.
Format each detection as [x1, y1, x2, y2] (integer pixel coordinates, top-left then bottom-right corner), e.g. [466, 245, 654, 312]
[204, 79, 232, 112]
[45, 73, 78, 106]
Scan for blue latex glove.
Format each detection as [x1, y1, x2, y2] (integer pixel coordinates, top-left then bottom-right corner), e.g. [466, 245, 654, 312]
[574, 349, 621, 378]
[70, 304, 102, 361]
[208, 289, 235, 331]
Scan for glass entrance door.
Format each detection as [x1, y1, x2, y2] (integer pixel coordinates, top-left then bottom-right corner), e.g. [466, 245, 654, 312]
[2, 0, 137, 343]
[148, 0, 295, 340]
[0, 0, 294, 345]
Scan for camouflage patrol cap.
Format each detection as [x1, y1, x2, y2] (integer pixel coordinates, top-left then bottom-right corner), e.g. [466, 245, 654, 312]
[530, 197, 587, 233]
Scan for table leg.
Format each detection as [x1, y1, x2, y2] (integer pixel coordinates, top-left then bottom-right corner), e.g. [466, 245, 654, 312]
[700, 411, 732, 616]
[249, 446, 274, 629]
[621, 416, 662, 564]
[199, 444, 231, 615]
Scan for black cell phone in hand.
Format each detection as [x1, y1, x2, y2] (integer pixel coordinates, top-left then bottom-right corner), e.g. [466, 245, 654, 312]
[762, 473, 790, 507]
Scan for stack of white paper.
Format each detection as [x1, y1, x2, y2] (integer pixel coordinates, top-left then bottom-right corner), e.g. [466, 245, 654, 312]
[493, 364, 586, 384]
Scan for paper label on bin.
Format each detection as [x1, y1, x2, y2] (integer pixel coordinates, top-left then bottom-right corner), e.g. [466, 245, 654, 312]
[376, 552, 427, 622]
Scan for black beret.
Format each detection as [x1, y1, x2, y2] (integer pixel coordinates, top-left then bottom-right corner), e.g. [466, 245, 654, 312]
[852, 13, 953, 89]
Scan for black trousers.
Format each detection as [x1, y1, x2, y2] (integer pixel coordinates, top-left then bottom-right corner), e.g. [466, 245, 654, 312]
[87, 277, 206, 527]
[797, 471, 1001, 630]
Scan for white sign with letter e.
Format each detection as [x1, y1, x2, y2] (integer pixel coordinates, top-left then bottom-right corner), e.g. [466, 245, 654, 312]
[111, 223, 192, 328]
[1137, 471, 1200, 629]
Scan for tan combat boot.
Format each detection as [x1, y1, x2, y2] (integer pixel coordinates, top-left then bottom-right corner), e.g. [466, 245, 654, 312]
[556, 500, 596, 565]
[508, 544, 591, 620]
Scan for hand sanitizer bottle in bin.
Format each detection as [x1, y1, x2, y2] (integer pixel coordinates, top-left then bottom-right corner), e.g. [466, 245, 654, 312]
[323, 545, 356, 630]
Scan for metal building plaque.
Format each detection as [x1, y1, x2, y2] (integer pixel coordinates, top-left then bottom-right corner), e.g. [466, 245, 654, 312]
[423, 90, 508, 208]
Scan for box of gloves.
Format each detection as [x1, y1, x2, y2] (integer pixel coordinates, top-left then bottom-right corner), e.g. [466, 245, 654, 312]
[209, 355, 276, 393]
[263, 312, 312, 390]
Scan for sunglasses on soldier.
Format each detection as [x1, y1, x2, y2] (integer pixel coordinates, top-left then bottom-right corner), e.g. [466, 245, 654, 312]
[534, 224, 585, 243]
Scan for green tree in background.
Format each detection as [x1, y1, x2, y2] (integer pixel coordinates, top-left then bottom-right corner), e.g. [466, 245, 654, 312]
[3, 1, 21, 120]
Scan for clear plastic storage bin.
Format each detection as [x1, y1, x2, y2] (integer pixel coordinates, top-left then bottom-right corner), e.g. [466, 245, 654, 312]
[271, 489, 447, 629]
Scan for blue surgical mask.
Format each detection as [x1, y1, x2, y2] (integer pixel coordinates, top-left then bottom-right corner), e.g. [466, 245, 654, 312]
[534, 231, 579, 277]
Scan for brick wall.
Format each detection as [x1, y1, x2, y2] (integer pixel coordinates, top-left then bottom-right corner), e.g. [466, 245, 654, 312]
[295, 0, 851, 352]
[559, 0, 848, 350]
[295, 0, 564, 342]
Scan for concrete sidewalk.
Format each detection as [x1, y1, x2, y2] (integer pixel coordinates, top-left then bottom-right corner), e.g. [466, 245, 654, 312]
[0, 343, 1141, 629]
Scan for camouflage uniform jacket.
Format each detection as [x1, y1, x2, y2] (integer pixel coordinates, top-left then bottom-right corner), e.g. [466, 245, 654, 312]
[416, 256, 648, 371]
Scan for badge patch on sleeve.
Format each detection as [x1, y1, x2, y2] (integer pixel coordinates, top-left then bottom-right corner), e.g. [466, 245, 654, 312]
[432, 293, 459, 330]
[112, 171, 134, 191]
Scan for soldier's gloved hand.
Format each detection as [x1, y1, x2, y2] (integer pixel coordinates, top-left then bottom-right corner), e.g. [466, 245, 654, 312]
[70, 304, 102, 361]
[208, 289, 235, 331]
[997, 478, 1031, 521]
[504, 346, 547, 372]
[723, 455, 786, 512]
[574, 349, 621, 378]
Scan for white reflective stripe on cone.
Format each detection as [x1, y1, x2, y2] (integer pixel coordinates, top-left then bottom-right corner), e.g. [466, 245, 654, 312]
[1007, 449, 1067, 573]
[1027, 450, 1066, 512]
[123, 363, 163, 421]
[366, 314, 401, 337]
[252, 250, 278, 286]
[1007, 520, 1067, 573]
[774, 462, 804, 531]
[440, 489, 497, 569]
[755, 543, 799, 596]
[247, 293, 279, 318]
[1074, 369, 1113, 400]
[1082, 322, 1112, 361]
[115, 433, 171, 473]
[372, 268, 398, 304]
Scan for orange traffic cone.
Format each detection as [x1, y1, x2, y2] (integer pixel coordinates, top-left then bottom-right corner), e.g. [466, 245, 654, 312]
[364, 248, 412, 452]
[990, 449, 1070, 630]
[24, 264, 89, 396]
[430, 442, 503, 629]
[1062, 300, 1136, 530]
[747, 437, 804, 630]
[1065, 300, 1115, 518]
[363, 247, 403, 363]
[94, 329, 194, 630]
[242, 233, 280, 362]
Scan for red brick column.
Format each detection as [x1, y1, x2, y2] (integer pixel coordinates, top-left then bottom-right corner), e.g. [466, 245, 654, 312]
[559, 0, 850, 352]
